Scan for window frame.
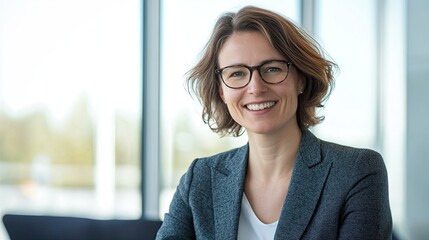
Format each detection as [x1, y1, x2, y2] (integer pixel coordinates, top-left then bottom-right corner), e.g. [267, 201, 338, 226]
[141, 0, 161, 219]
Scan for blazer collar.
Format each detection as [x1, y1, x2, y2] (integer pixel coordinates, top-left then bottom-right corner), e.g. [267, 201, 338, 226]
[211, 130, 332, 239]
[212, 145, 248, 239]
[275, 130, 332, 239]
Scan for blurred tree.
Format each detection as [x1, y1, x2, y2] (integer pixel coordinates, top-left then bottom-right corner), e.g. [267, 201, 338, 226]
[115, 113, 140, 166]
[50, 95, 94, 166]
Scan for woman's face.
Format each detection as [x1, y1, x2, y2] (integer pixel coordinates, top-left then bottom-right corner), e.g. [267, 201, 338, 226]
[218, 31, 302, 136]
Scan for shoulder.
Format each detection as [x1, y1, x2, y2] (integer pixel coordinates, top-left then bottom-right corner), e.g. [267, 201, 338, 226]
[301, 130, 385, 173]
[190, 144, 248, 174]
[178, 144, 247, 188]
[320, 140, 386, 178]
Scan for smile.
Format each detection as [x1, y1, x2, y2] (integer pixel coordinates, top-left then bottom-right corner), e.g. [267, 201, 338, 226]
[245, 102, 276, 111]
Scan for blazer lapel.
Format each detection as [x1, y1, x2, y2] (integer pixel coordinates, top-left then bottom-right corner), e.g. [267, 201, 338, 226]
[275, 130, 333, 240]
[212, 145, 248, 240]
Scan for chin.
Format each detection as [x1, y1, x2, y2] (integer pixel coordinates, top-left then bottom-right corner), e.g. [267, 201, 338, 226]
[245, 126, 277, 135]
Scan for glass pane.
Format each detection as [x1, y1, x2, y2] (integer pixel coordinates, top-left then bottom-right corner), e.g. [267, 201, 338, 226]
[0, 1, 142, 238]
[160, 0, 300, 218]
[313, 0, 377, 148]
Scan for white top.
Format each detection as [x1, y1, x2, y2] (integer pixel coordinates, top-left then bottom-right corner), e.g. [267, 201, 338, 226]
[237, 194, 278, 240]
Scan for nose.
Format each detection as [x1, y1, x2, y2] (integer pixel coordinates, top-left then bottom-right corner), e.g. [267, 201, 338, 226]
[247, 69, 267, 94]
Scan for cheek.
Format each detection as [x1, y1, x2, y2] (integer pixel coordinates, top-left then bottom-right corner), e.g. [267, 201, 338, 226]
[276, 87, 300, 112]
[220, 86, 237, 103]
[286, 68, 302, 94]
[219, 84, 229, 102]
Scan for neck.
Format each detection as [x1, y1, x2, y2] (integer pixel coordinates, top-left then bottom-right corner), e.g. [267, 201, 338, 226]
[246, 126, 302, 180]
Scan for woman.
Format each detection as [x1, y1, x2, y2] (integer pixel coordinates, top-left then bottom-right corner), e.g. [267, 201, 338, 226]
[156, 6, 392, 240]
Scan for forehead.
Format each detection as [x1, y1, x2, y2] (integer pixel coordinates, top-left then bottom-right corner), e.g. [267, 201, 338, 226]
[218, 31, 284, 67]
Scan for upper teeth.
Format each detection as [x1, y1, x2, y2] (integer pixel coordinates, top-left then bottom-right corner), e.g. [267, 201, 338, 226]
[246, 102, 275, 111]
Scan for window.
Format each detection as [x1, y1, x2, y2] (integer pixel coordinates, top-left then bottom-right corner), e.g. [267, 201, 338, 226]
[0, 1, 142, 238]
[1, 1, 408, 239]
[313, 0, 378, 148]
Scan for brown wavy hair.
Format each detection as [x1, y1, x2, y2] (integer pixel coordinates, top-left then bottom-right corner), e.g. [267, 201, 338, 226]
[186, 6, 336, 137]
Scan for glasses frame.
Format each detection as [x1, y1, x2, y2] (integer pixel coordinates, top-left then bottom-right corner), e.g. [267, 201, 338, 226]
[215, 60, 292, 89]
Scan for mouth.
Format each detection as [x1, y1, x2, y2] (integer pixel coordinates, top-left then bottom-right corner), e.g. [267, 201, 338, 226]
[245, 101, 276, 111]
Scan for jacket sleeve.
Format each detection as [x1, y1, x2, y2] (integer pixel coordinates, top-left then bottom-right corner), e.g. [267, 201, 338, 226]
[338, 150, 392, 240]
[156, 160, 197, 240]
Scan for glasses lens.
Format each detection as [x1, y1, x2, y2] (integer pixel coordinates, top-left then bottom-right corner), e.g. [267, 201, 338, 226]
[221, 66, 250, 88]
[260, 61, 289, 83]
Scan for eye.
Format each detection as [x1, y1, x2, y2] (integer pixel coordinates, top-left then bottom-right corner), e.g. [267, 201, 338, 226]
[262, 66, 282, 75]
[229, 71, 245, 78]
[266, 67, 281, 73]
[223, 66, 249, 80]
[262, 61, 287, 74]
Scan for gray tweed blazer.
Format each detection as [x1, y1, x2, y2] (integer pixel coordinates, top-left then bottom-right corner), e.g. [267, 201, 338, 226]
[156, 130, 392, 239]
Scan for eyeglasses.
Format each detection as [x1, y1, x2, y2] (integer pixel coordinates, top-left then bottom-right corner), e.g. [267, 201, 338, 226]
[215, 60, 292, 89]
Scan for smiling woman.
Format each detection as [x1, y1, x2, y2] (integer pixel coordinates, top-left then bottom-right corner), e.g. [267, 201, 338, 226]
[156, 5, 391, 239]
